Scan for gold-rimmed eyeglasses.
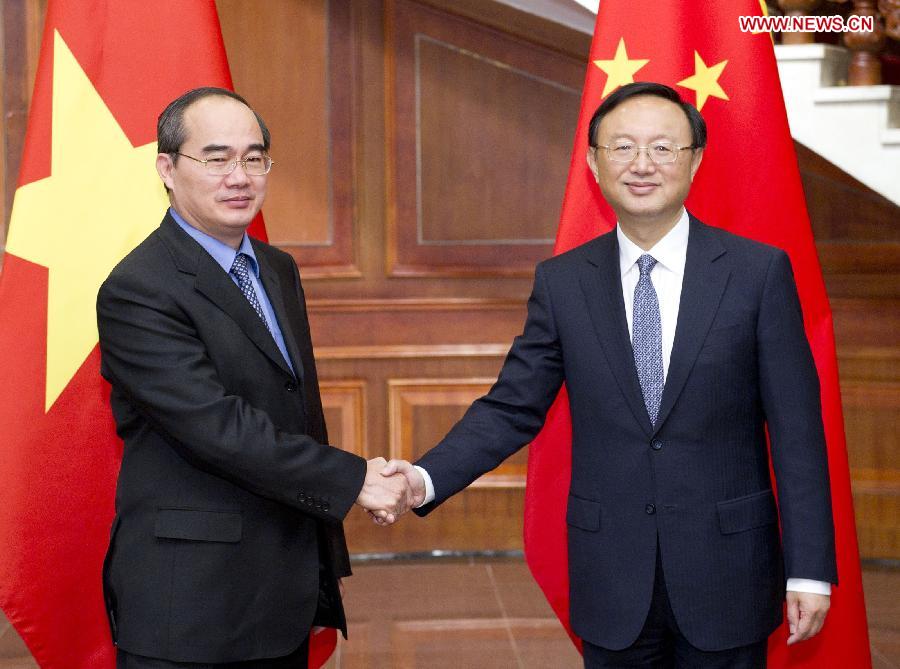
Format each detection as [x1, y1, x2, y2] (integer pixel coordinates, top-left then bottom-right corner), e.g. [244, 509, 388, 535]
[175, 152, 273, 176]
[593, 141, 694, 165]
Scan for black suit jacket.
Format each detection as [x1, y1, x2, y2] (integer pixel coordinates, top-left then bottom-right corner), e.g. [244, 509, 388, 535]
[416, 215, 837, 651]
[97, 214, 367, 664]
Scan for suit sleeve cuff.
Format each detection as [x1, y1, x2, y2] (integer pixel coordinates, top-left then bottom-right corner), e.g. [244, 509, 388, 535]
[413, 465, 435, 506]
[786, 578, 831, 596]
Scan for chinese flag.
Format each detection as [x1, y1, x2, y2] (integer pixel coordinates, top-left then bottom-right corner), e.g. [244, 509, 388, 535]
[523, 1, 871, 667]
[0, 1, 334, 667]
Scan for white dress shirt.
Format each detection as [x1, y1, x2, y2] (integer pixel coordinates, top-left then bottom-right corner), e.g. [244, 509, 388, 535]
[415, 207, 829, 596]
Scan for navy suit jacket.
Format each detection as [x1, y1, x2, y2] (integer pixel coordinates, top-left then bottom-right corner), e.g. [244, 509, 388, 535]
[415, 215, 837, 651]
[97, 214, 367, 663]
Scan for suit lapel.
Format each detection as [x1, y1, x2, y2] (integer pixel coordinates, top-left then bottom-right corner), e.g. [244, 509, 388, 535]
[579, 232, 654, 437]
[254, 245, 305, 382]
[652, 217, 729, 434]
[160, 217, 295, 378]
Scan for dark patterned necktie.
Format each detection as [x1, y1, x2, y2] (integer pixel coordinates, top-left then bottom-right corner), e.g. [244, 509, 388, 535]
[632, 254, 664, 425]
[230, 253, 271, 334]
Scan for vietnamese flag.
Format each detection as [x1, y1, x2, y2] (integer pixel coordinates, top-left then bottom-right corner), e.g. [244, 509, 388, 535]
[523, 1, 871, 666]
[0, 1, 335, 667]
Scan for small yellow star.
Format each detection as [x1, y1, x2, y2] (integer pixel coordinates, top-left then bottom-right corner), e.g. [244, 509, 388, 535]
[6, 31, 167, 410]
[753, 0, 775, 42]
[676, 52, 729, 111]
[593, 39, 650, 99]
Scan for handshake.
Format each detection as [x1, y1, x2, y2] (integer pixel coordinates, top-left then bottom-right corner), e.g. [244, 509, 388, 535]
[354, 458, 426, 525]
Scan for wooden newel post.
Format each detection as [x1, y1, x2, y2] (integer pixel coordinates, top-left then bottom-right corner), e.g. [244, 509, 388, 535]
[778, 0, 824, 44]
[844, 0, 887, 84]
[878, 0, 900, 41]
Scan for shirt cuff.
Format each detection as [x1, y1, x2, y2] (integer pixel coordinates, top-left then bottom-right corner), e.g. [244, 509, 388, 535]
[413, 465, 435, 507]
[786, 578, 831, 596]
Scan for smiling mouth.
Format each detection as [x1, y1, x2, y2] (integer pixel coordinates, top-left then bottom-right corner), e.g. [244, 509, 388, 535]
[221, 195, 253, 208]
[626, 182, 659, 194]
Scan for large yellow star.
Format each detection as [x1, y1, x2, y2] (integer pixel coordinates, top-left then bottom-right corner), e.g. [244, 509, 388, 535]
[593, 39, 650, 99]
[5, 31, 167, 411]
[677, 52, 729, 111]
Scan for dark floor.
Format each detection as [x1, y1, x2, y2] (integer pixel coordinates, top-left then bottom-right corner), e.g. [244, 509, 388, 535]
[1, 559, 897, 668]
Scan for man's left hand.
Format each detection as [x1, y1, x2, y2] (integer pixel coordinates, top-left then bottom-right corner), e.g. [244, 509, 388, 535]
[786, 591, 830, 645]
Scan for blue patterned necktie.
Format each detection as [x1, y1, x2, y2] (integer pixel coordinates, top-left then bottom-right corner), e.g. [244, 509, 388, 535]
[632, 254, 664, 425]
[230, 253, 272, 334]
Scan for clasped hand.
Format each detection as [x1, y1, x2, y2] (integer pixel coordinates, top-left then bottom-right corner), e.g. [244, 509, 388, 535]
[354, 458, 425, 525]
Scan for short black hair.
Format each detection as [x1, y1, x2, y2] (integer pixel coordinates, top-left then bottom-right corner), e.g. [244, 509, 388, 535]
[587, 82, 707, 150]
[157, 86, 271, 157]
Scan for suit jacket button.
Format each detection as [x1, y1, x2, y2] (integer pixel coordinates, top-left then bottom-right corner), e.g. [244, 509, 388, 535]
[322, 502, 330, 512]
[285, 380, 298, 392]
[645, 504, 656, 515]
[651, 439, 663, 451]
[298, 492, 306, 501]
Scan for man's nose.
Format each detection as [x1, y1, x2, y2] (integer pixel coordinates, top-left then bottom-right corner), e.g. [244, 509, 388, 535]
[224, 161, 251, 185]
[630, 148, 656, 172]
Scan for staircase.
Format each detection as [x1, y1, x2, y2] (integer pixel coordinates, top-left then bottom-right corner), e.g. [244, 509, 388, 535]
[775, 44, 900, 206]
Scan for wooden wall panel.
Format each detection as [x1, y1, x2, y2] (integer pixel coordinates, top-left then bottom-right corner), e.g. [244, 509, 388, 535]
[308, 297, 526, 347]
[388, 379, 527, 487]
[0, 613, 30, 658]
[386, 0, 582, 277]
[217, 0, 358, 277]
[416, 36, 575, 244]
[315, 348, 533, 554]
[0, 0, 44, 258]
[320, 379, 368, 457]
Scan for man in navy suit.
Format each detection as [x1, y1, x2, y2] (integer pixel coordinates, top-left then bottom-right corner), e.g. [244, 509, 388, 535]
[381, 82, 836, 668]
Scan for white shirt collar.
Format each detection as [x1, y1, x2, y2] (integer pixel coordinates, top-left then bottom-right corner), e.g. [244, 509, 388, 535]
[617, 209, 690, 277]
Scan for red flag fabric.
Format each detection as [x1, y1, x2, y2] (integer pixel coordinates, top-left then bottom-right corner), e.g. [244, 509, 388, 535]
[0, 1, 333, 666]
[523, 2, 871, 666]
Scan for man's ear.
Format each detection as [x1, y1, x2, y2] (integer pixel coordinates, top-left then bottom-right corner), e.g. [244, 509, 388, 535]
[156, 153, 176, 191]
[586, 148, 600, 184]
[689, 148, 704, 181]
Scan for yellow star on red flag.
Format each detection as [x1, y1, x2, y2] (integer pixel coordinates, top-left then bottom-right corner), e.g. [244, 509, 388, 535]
[677, 51, 729, 111]
[5, 31, 166, 410]
[593, 38, 649, 99]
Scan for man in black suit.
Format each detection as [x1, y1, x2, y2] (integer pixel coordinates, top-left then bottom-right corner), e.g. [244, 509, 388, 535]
[382, 82, 836, 668]
[97, 87, 411, 668]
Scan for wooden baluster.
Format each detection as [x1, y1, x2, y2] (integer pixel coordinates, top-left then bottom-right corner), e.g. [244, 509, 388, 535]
[777, 0, 824, 44]
[878, 0, 900, 40]
[844, 0, 887, 84]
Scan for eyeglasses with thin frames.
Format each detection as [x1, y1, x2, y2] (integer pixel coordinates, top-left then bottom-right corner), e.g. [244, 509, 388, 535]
[175, 152, 273, 176]
[593, 141, 695, 165]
